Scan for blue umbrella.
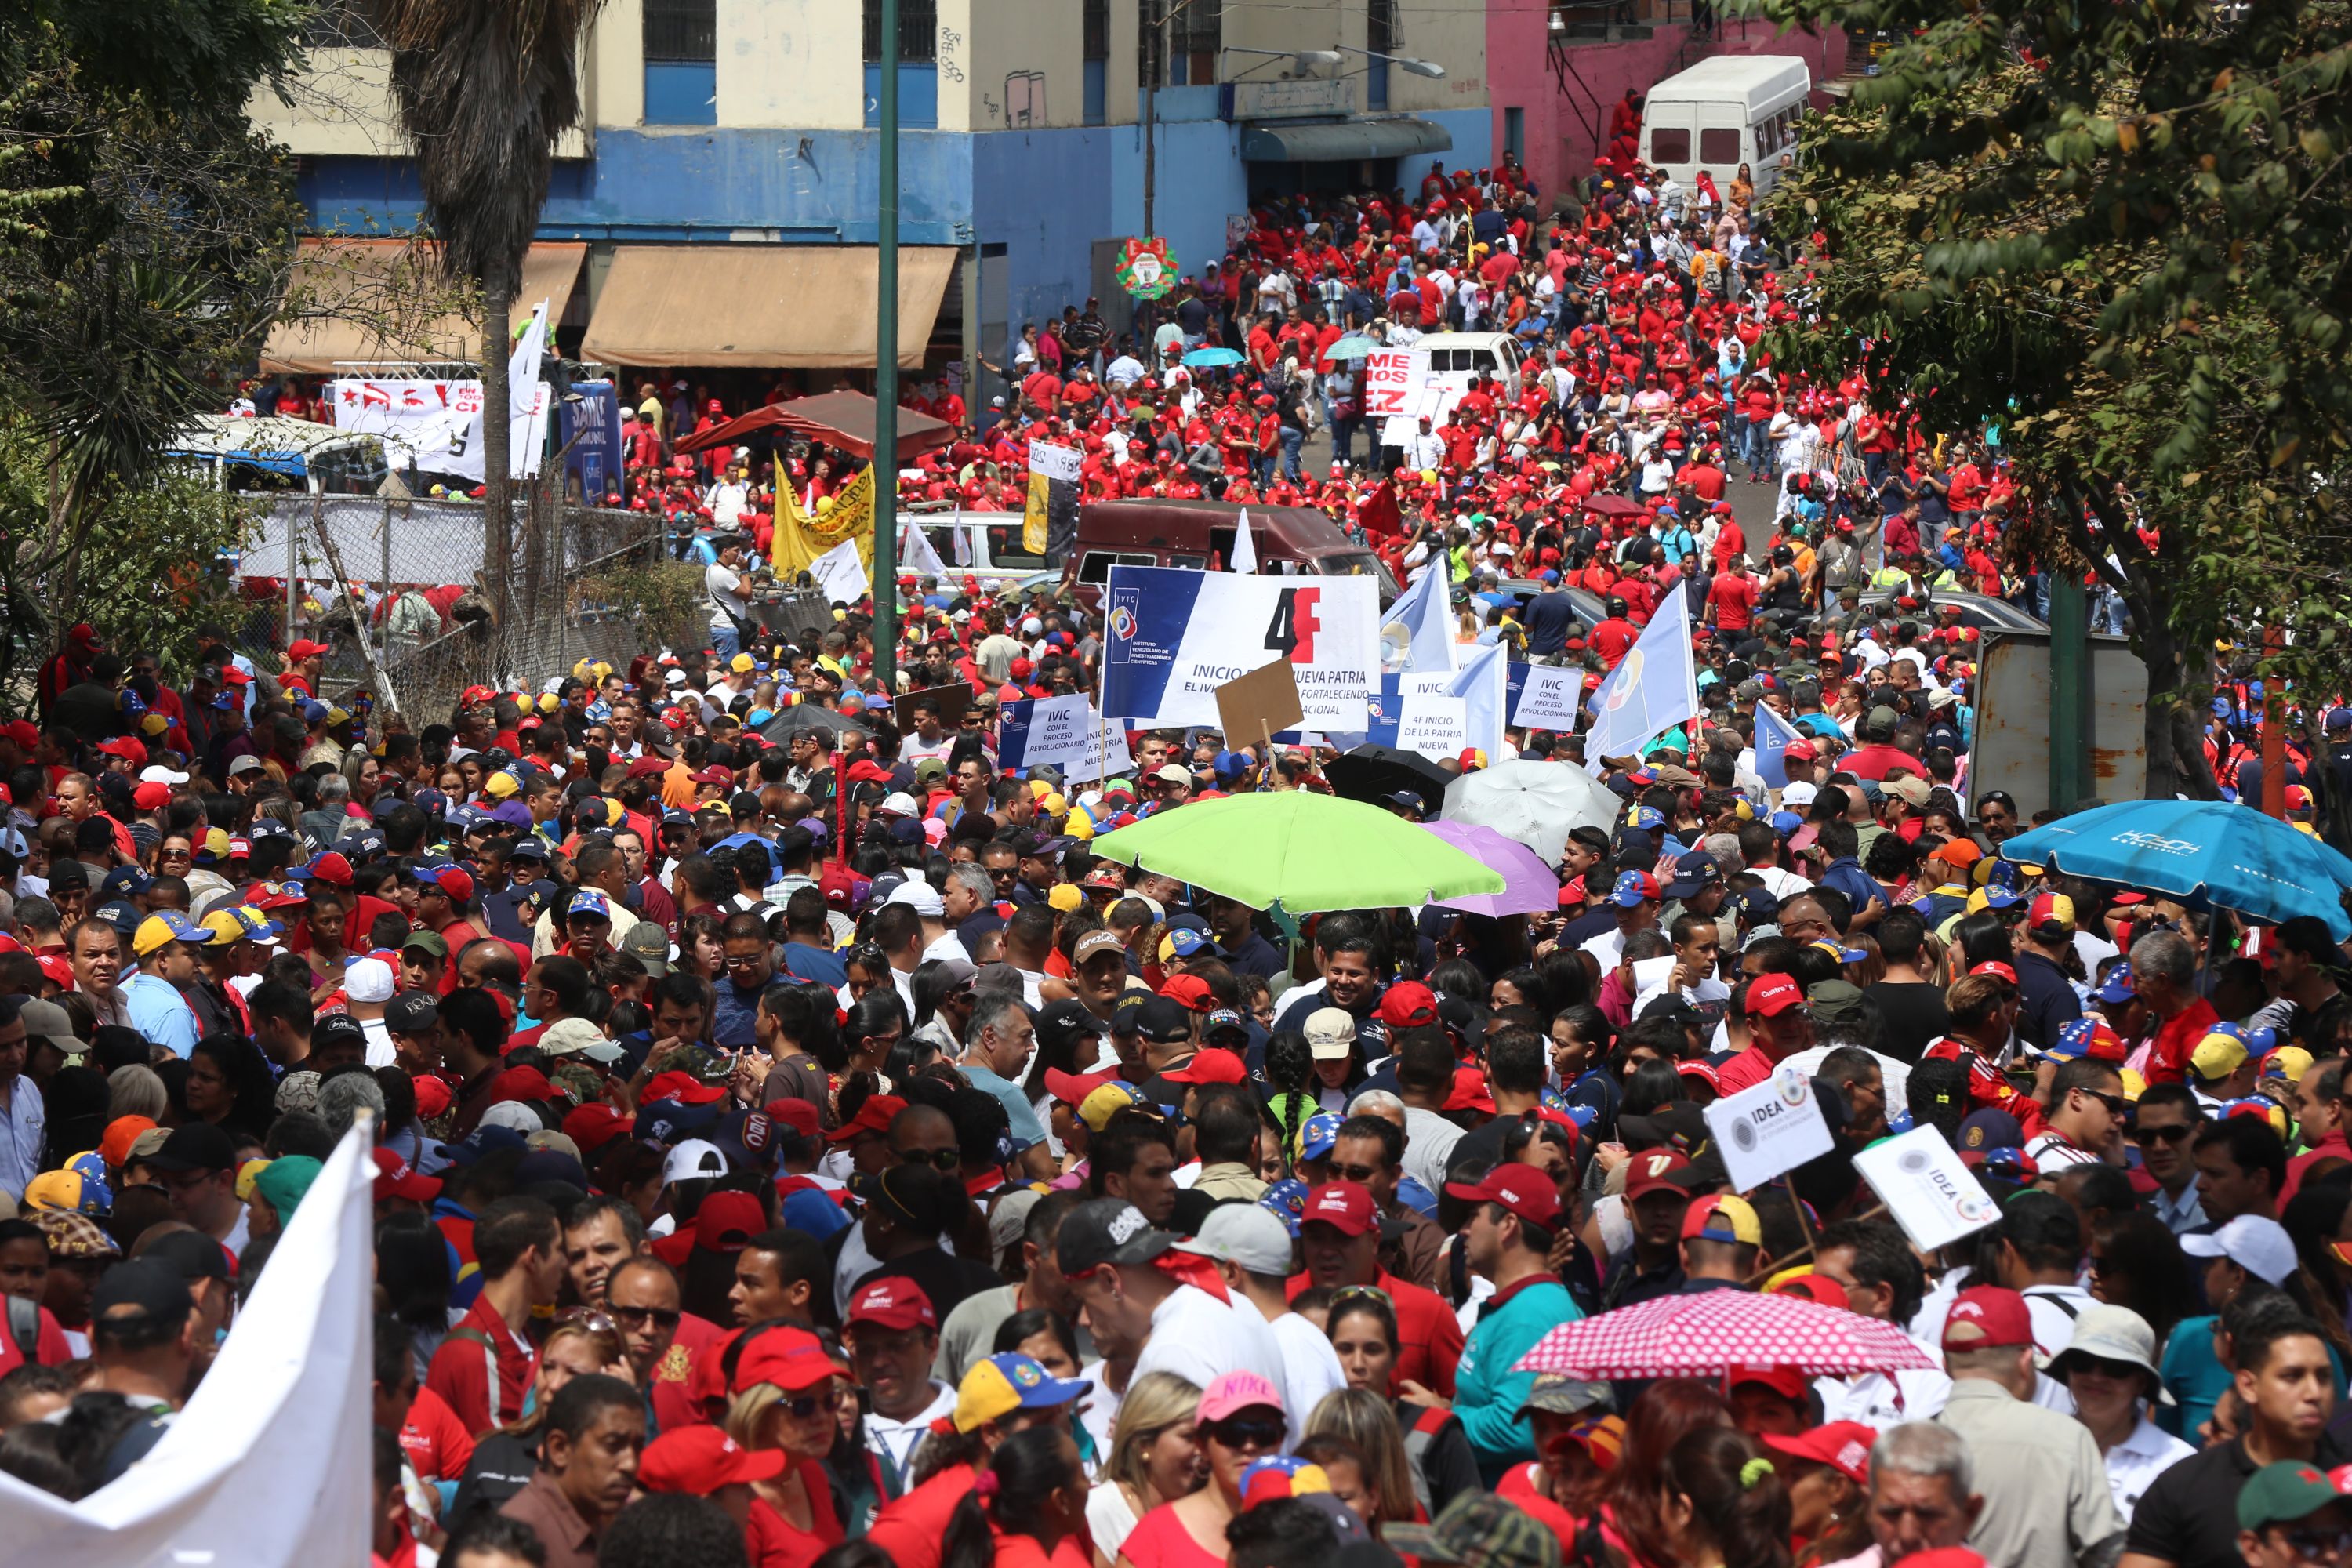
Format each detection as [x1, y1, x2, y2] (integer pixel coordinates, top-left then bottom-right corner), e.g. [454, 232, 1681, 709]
[1999, 799, 2352, 937]
[1323, 336, 1379, 361]
[1181, 347, 1244, 368]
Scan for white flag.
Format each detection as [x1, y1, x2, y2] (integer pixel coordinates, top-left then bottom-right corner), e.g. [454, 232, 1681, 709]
[506, 297, 552, 479]
[1232, 505, 1258, 574]
[1381, 559, 1457, 674]
[811, 536, 870, 605]
[0, 1126, 374, 1566]
[899, 519, 949, 579]
[1449, 640, 1508, 760]
[1582, 586, 1701, 772]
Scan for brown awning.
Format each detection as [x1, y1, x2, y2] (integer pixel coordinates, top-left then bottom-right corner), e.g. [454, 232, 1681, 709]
[580, 245, 956, 369]
[258, 239, 587, 374]
[672, 390, 956, 463]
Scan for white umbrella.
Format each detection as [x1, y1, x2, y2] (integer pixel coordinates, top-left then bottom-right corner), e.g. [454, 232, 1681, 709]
[1441, 759, 1620, 866]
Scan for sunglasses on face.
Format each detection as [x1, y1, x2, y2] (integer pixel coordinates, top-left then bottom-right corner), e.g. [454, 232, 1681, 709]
[2078, 1089, 2128, 1117]
[781, 1390, 833, 1420]
[2132, 1123, 2191, 1145]
[609, 1303, 682, 1328]
[895, 1146, 962, 1171]
[1330, 1161, 1384, 1184]
[1204, 1418, 1285, 1450]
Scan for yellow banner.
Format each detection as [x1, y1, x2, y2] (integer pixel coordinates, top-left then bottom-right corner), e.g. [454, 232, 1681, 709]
[1024, 471, 1050, 555]
[772, 464, 877, 579]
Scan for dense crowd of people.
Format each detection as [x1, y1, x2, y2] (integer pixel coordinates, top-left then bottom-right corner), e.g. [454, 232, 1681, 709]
[46, 78, 2352, 1568]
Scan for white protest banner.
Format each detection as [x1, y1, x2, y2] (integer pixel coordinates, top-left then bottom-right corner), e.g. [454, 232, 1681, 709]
[811, 535, 870, 604]
[1027, 439, 1084, 483]
[1101, 564, 1377, 732]
[1000, 693, 1133, 782]
[1394, 670, 1467, 760]
[1851, 1124, 2004, 1253]
[0, 1123, 372, 1566]
[331, 377, 484, 475]
[1510, 663, 1587, 733]
[1703, 1062, 1835, 1192]
[1362, 350, 1414, 420]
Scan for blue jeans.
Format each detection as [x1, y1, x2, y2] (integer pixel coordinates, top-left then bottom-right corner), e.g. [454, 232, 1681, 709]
[1742, 420, 1771, 474]
[710, 622, 740, 658]
[1279, 425, 1305, 481]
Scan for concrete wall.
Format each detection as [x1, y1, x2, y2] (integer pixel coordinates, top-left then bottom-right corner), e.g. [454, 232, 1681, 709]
[971, 126, 1115, 338]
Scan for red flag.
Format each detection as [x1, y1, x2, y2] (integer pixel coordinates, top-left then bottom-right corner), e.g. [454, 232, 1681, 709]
[1359, 477, 1401, 540]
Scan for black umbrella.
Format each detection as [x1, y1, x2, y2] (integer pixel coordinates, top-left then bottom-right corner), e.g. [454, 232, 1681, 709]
[760, 704, 870, 746]
[1324, 745, 1453, 815]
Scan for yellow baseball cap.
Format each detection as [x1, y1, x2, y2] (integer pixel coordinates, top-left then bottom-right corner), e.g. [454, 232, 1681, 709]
[1047, 884, 1084, 913]
[1683, 1193, 1762, 1247]
[2190, 1029, 2250, 1080]
[731, 653, 756, 674]
[235, 1158, 272, 1203]
[484, 771, 520, 799]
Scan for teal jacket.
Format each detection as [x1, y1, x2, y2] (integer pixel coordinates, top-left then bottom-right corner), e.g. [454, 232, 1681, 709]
[1455, 1274, 1581, 1484]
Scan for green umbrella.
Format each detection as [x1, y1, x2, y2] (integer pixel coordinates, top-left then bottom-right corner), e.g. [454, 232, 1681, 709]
[1087, 792, 1506, 914]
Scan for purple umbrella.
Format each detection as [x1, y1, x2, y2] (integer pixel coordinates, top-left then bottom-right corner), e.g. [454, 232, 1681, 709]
[1421, 821, 1559, 917]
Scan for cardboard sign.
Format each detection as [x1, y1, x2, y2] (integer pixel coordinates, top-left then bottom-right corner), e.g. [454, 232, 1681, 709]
[1703, 1063, 1836, 1192]
[1214, 659, 1305, 749]
[1851, 1125, 2004, 1253]
[893, 683, 971, 731]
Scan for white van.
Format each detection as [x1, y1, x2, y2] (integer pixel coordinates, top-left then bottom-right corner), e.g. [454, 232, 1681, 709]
[1408, 332, 1525, 402]
[1639, 54, 1813, 205]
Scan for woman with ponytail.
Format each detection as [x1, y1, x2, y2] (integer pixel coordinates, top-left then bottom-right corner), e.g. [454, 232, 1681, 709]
[939, 1425, 1094, 1568]
[1652, 1427, 1795, 1568]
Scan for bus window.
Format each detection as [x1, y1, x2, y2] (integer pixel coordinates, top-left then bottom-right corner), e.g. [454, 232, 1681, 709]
[1650, 126, 1691, 164]
[1473, 351, 1499, 373]
[1700, 126, 1743, 164]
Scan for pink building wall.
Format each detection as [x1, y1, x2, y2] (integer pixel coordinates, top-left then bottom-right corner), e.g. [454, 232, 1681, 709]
[1484, 2, 1849, 206]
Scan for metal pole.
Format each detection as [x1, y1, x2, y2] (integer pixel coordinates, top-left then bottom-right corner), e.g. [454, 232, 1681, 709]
[2263, 626, 2286, 818]
[873, 0, 901, 692]
[2048, 572, 2089, 813]
[380, 493, 394, 670]
[1143, 0, 1158, 243]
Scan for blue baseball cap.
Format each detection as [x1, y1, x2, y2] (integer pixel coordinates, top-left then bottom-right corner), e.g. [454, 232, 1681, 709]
[1769, 811, 1805, 834]
[1610, 870, 1661, 908]
[2092, 960, 2136, 1004]
[1627, 805, 1666, 831]
[566, 890, 612, 920]
[1956, 1108, 2024, 1152]
[1259, 1178, 1308, 1237]
[1299, 1112, 1345, 1163]
[1166, 927, 1222, 960]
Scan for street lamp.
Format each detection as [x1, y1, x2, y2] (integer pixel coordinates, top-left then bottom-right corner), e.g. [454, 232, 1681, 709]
[1338, 44, 1446, 78]
[1224, 45, 1346, 74]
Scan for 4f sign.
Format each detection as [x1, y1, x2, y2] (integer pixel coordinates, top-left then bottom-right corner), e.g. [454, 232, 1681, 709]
[1266, 586, 1323, 662]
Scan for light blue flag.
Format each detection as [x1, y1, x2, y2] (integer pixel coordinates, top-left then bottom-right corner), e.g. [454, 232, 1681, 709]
[1581, 586, 1700, 772]
[1752, 699, 1805, 789]
[1381, 560, 1456, 675]
[1449, 641, 1508, 760]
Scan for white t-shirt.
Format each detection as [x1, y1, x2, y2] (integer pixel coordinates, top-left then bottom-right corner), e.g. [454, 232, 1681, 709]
[705, 564, 748, 630]
[1131, 1284, 1294, 1441]
[1268, 1308, 1348, 1433]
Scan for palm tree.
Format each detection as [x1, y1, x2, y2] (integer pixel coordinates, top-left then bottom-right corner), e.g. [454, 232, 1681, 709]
[373, 0, 602, 610]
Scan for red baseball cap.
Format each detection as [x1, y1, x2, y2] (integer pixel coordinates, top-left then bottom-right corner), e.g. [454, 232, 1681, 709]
[765, 1098, 822, 1140]
[1968, 961, 2020, 986]
[847, 1278, 938, 1332]
[1301, 1181, 1379, 1237]
[491, 1065, 554, 1104]
[1158, 974, 1214, 1012]
[371, 1147, 442, 1203]
[1624, 1148, 1697, 1200]
[1940, 1286, 2034, 1351]
[562, 1103, 631, 1154]
[646, 1070, 728, 1107]
[1762, 1420, 1878, 1486]
[410, 1076, 452, 1119]
[1044, 1067, 1121, 1105]
[1164, 1047, 1247, 1086]
[731, 1326, 848, 1393]
[1744, 973, 1806, 1018]
[692, 1191, 766, 1255]
[1766, 1271, 1852, 1311]
[1445, 1065, 1497, 1113]
[638, 1426, 789, 1495]
[826, 1094, 906, 1143]
[1377, 981, 1439, 1029]
[1443, 1164, 1563, 1228]
[1725, 1363, 1809, 1401]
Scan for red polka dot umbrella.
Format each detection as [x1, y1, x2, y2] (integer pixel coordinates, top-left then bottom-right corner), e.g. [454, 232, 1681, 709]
[1513, 1291, 1941, 1379]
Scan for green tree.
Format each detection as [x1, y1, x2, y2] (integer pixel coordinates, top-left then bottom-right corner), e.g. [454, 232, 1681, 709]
[0, 1, 305, 693]
[1762, 0, 2352, 798]
[373, 0, 605, 616]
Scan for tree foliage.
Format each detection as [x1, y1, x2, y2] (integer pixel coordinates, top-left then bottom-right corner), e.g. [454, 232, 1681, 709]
[1762, 0, 2352, 798]
[0, 2, 307, 689]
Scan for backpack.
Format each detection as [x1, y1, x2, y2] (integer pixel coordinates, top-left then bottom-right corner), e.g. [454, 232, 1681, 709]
[2, 1295, 41, 1365]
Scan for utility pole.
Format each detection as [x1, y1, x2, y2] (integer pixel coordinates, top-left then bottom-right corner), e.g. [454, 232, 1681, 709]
[2048, 572, 2089, 813]
[873, 0, 901, 691]
[1142, 0, 1160, 241]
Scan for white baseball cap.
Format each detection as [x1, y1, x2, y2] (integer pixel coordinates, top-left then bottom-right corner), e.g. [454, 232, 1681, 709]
[885, 880, 946, 917]
[2181, 1214, 2296, 1287]
[343, 956, 396, 1004]
[661, 1138, 729, 1188]
[1305, 1007, 1357, 1060]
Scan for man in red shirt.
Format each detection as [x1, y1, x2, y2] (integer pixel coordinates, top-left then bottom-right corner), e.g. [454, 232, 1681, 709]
[1716, 973, 1816, 1095]
[2132, 929, 2220, 1084]
[1590, 597, 1639, 667]
[1288, 1181, 1464, 1399]
[426, 1196, 568, 1434]
[1709, 566, 1758, 633]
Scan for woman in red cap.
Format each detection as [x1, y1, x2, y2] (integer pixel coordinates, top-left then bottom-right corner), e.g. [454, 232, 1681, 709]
[724, 1325, 851, 1568]
[1762, 1420, 1877, 1567]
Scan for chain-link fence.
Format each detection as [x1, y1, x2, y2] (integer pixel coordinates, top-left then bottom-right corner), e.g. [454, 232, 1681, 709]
[234, 486, 683, 726]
